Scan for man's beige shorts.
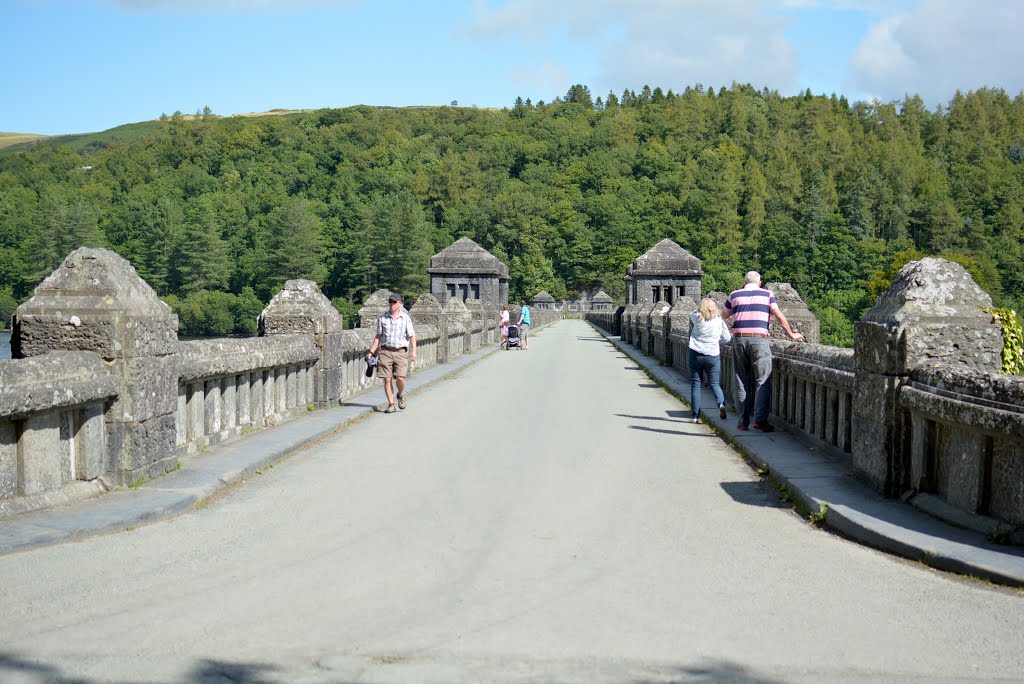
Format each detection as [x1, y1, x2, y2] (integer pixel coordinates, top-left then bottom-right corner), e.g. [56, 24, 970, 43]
[376, 347, 409, 379]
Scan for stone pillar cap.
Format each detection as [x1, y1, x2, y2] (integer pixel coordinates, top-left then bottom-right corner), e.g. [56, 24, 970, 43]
[259, 279, 342, 335]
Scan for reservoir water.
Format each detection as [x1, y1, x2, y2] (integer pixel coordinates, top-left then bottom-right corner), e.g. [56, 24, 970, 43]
[1, 331, 10, 360]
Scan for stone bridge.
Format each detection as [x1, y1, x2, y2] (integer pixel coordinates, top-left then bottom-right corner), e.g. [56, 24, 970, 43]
[1, 238, 1022, 550]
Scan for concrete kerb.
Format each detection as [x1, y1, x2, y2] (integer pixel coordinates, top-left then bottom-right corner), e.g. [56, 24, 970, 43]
[589, 322, 1024, 588]
[0, 338, 519, 557]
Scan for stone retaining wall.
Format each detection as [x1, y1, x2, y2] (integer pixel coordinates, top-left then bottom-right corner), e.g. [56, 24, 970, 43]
[589, 257, 1024, 532]
[1, 248, 558, 518]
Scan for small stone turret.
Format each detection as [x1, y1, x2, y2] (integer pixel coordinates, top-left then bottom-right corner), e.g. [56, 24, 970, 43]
[533, 291, 556, 310]
[428, 237, 508, 307]
[592, 290, 613, 312]
[626, 239, 703, 306]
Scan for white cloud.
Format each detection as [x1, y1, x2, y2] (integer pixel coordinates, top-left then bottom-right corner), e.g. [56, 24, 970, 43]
[511, 61, 571, 95]
[462, 0, 800, 98]
[848, 0, 1024, 105]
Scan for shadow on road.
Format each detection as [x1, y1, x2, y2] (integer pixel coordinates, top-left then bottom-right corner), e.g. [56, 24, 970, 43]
[628, 424, 717, 437]
[0, 653, 286, 684]
[721, 480, 788, 508]
[631, 659, 784, 684]
[615, 413, 689, 424]
[187, 659, 282, 683]
[0, 653, 89, 684]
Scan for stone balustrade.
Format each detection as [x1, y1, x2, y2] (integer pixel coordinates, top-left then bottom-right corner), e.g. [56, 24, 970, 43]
[175, 335, 320, 454]
[589, 257, 1024, 533]
[0, 247, 557, 518]
[902, 366, 1024, 527]
[0, 352, 118, 513]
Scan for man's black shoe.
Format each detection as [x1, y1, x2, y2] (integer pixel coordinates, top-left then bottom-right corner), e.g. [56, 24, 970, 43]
[752, 423, 775, 432]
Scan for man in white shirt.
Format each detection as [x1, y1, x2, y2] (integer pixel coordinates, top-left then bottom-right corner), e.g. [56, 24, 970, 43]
[366, 293, 417, 413]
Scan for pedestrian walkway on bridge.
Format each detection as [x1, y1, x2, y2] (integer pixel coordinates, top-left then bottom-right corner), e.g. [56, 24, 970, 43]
[2, 321, 1023, 586]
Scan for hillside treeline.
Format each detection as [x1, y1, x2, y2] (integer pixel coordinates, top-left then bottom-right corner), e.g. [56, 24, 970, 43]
[1, 84, 1023, 343]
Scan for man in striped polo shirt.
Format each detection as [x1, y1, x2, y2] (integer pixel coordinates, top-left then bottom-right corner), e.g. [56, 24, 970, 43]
[722, 271, 804, 432]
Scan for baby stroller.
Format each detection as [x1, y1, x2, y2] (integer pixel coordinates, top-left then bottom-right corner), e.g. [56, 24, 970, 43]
[506, 324, 521, 350]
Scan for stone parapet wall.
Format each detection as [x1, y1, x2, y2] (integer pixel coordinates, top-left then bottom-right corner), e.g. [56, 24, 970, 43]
[0, 352, 117, 510]
[177, 336, 320, 383]
[901, 366, 1024, 527]
[0, 352, 118, 417]
[2, 245, 563, 519]
[588, 255, 1021, 536]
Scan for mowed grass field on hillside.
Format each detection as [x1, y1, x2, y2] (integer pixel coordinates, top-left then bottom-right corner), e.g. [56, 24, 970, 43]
[0, 109, 314, 154]
[0, 132, 48, 150]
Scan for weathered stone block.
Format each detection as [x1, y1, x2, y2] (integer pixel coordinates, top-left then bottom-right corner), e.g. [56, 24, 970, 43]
[106, 355, 178, 423]
[939, 428, 986, 512]
[766, 282, 819, 344]
[857, 258, 1002, 376]
[236, 374, 251, 426]
[107, 413, 177, 482]
[990, 439, 1024, 526]
[20, 411, 62, 496]
[0, 352, 119, 417]
[204, 379, 222, 436]
[79, 403, 106, 480]
[851, 415, 894, 493]
[259, 279, 343, 335]
[852, 373, 906, 494]
[854, 320, 903, 375]
[13, 248, 178, 360]
[320, 331, 346, 369]
[0, 420, 16, 499]
[357, 289, 393, 328]
[315, 366, 343, 406]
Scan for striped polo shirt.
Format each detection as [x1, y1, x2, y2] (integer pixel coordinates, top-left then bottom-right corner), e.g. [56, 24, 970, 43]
[724, 284, 775, 337]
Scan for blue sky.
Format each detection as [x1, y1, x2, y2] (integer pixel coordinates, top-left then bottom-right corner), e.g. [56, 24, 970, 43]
[4, 0, 1023, 136]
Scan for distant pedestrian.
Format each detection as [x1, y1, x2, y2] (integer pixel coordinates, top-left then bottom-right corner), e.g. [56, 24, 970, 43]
[688, 298, 731, 423]
[516, 300, 532, 350]
[366, 293, 417, 413]
[499, 304, 510, 348]
[722, 271, 804, 432]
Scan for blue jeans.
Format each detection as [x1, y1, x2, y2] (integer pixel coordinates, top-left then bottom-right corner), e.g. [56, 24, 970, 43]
[732, 336, 773, 426]
[688, 348, 725, 419]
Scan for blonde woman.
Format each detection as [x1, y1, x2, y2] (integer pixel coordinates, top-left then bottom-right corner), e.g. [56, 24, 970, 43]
[688, 298, 731, 423]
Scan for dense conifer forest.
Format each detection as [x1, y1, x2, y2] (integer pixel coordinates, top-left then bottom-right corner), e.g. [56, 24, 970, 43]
[1, 84, 1022, 344]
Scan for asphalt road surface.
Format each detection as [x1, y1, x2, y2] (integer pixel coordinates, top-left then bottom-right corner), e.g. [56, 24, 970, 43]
[2, 320, 1023, 683]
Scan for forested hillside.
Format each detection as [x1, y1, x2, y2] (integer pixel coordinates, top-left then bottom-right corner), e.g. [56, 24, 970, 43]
[1, 84, 1022, 344]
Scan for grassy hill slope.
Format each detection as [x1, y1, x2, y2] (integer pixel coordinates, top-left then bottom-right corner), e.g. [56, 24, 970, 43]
[0, 109, 315, 155]
[0, 132, 49, 150]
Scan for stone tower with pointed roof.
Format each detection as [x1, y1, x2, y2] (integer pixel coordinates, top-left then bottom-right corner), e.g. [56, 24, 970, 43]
[591, 290, 613, 311]
[428, 237, 509, 308]
[532, 291, 556, 310]
[625, 239, 703, 306]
